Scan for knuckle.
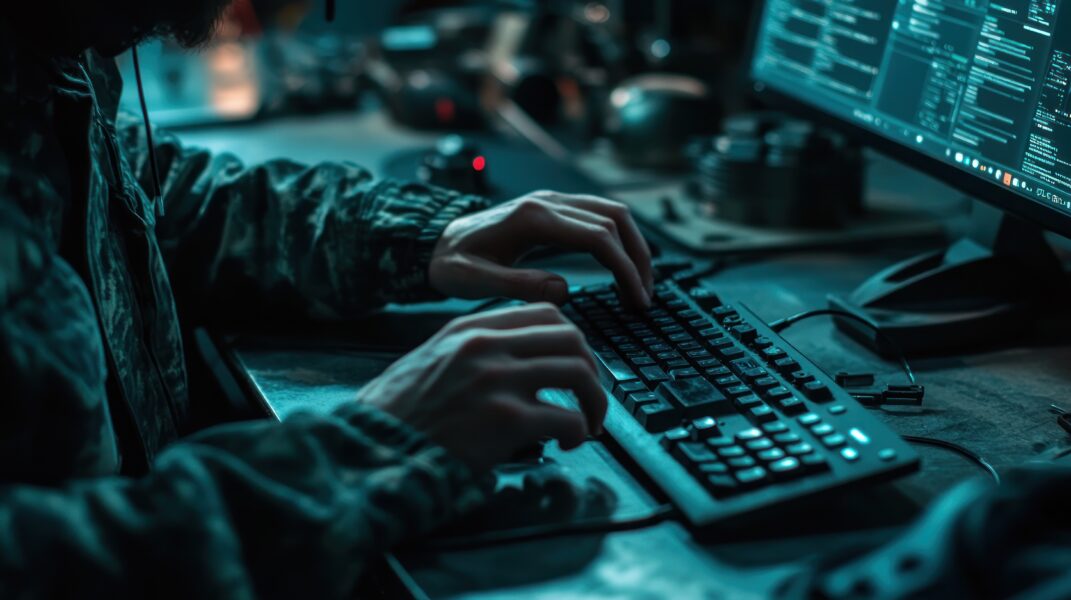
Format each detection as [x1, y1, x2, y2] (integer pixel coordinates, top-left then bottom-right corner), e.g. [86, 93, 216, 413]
[458, 331, 494, 355]
[513, 197, 548, 219]
[472, 363, 508, 387]
[488, 401, 524, 427]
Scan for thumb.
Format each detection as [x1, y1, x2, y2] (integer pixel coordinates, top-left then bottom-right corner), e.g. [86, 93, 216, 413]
[454, 255, 570, 304]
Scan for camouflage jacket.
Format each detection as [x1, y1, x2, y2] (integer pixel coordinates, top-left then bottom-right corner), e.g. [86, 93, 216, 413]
[0, 27, 488, 599]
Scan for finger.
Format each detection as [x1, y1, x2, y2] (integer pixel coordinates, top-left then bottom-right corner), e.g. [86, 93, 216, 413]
[515, 402, 589, 450]
[488, 324, 596, 371]
[437, 253, 572, 304]
[486, 397, 589, 451]
[514, 208, 649, 309]
[447, 301, 569, 332]
[553, 194, 655, 296]
[498, 357, 607, 435]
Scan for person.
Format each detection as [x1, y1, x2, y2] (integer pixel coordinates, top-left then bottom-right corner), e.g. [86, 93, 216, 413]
[0, 1, 654, 597]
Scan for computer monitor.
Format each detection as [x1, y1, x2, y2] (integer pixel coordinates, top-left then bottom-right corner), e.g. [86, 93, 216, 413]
[747, 0, 1071, 355]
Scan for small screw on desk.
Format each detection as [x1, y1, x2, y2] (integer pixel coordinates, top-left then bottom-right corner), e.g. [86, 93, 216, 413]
[1049, 405, 1071, 436]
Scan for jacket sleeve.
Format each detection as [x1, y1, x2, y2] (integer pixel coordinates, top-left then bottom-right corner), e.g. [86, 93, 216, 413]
[115, 113, 490, 320]
[0, 199, 485, 599]
[0, 405, 484, 600]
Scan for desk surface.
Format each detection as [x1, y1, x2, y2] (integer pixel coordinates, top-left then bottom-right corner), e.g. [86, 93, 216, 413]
[191, 113, 1071, 599]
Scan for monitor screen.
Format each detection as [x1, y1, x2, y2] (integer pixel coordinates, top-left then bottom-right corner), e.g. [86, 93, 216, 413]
[751, 0, 1071, 215]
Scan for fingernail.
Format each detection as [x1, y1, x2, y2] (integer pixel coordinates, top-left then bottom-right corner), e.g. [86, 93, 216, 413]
[542, 279, 569, 304]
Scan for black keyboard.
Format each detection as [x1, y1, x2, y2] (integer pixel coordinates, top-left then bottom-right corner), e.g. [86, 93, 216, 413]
[560, 280, 919, 530]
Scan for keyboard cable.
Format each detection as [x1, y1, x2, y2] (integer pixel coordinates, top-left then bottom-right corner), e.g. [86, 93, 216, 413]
[768, 308, 1000, 485]
[411, 504, 679, 552]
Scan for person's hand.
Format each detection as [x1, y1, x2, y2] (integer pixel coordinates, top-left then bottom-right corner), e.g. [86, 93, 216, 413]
[357, 303, 606, 472]
[430, 191, 654, 308]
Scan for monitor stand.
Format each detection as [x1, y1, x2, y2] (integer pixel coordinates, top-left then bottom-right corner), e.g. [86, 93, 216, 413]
[828, 201, 1068, 357]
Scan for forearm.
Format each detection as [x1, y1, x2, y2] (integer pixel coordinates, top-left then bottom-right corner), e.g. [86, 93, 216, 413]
[0, 404, 483, 600]
[117, 114, 489, 320]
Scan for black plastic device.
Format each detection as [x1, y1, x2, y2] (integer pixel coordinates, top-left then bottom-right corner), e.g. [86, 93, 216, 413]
[562, 281, 919, 530]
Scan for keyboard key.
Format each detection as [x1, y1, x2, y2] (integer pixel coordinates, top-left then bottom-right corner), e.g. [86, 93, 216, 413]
[811, 423, 835, 436]
[735, 428, 764, 441]
[661, 427, 692, 448]
[698, 462, 730, 476]
[730, 358, 760, 373]
[752, 337, 773, 349]
[741, 367, 769, 381]
[773, 432, 802, 444]
[688, 287, 721, 310]
[765, 386, 792, 400]
[762, 347, 788, 361]
[612, 380, 646, 402]
[803, 381, 833, 402]
[657, 378, 734, 417]
[623, 391, 658, 413]
[668, 332, 692, 343]
[719, 347, 746, 361]
[786, 442, 814, 456]
[669, 367, 700, 380]
[697, 327, 723, 339]
[769, 457, 802, 479]
[679, 309, 701, 320]
[728, 456, 757, 469]
[717, 445, 747, 458]
[706, 475, 738, 497]
[650, 343, 672, 353]
[663, 325, 685, 335]
[706, 436, 735, 448]
[840, 447, 860, 462]
[692, 416, 719, 437]
[745, 438, 774, 451]
[725, 385, 752, 398]
[879, 448, 898, 462]
[634, 399, 679, 432]
[687, 318, 711, 330]
[778, 397, 806, 415]
[639, 365, 670, 385]
[678, 341, 702, 351]
[704, 366, 732, 378]
[822, 434, 847, 448]
[687, 350, 713, 361]
[695, 358, 722, 369]
[631, 356, 657, 367]
[798, 413, 821, 426]
[791, 370, 815, 384]
[731, 324, 757, 341]
[829, 405, 847, 415]
[655, 351, 682, 362]
[715, 375, 742, 387]
[757, 448, 787, 462]
[762, 422, 789, 434]
[774, 357, 800, 373]
[735, 466, 769, 487]
[735, 394, 764, 410]
[676, 442, 718, 463]
[665, 359, 689, 370]
[749, 405, 777, 423]
[596, 353, 638, 384]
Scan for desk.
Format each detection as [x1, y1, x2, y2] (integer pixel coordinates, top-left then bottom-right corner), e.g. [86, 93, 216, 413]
[186, 114, 1071, 599]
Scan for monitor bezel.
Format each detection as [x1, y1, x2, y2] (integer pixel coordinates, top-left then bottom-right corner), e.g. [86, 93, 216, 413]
[746, 3, 1071, 241]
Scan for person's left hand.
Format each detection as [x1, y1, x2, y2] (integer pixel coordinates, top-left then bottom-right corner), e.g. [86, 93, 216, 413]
[430, 191, 654, 307]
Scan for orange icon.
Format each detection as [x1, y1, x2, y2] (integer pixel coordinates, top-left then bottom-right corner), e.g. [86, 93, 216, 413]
[1003, 173, 1013, 185]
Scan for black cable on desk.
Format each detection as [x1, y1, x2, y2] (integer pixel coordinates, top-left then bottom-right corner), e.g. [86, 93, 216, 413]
[768, 308, 916, 385]
[770, 310, 1000, 484]
[412, 504, 679, 552]
[904, 435, 1001, 485]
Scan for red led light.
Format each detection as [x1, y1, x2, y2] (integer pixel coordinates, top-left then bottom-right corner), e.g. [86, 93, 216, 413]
[472, 156, 486, 172]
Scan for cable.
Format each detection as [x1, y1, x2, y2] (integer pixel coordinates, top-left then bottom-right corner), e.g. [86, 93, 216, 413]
[904, 435, 1001, 485]
[769, 308, 916, 385]
[130, 46, 165, 218]
[412, 504, 678, 552]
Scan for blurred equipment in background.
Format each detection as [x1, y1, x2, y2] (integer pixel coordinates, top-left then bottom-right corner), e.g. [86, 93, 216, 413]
[605, 73, 722, 170]
[690, 113, 864, 229]
[416, 135, 490, 195]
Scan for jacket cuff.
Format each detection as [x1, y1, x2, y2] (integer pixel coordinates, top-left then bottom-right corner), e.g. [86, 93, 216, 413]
[331, 402, 487, 516]
[363, 180, 491, 304]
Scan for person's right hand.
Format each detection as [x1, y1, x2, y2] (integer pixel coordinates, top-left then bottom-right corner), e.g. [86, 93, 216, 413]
[356, 303, 606, 472]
